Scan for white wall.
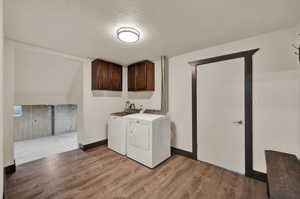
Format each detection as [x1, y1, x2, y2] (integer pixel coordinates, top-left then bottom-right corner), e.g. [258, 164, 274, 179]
[80, 60, 124, 145]
[168, 27, 300, 172]
[0, 0, 4, 196]
[3, 40, 14, 167]
[296, 20, 300, 156]
[297, 21, 300, 44]
[253, 70, 299, 171]
[67, 66, 83, 143]
[14, 46, 82, 105]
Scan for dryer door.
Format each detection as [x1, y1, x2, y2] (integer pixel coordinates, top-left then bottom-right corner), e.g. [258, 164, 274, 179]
[127, 119, 152, 167]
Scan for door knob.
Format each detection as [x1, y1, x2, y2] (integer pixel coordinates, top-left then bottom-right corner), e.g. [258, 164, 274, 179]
[233, 120, 243, 125]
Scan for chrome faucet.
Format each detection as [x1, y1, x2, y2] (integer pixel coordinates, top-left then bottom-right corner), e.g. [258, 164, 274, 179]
[129, 103, 135, 110]
[139, 105, 146, 114]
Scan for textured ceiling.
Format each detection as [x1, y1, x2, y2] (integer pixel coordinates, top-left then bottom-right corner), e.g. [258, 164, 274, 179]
[4, 0, 300, 65]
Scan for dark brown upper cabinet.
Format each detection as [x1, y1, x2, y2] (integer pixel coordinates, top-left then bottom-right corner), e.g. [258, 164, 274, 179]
[128, 60, 155, 91]
[92, 59, 122, 91]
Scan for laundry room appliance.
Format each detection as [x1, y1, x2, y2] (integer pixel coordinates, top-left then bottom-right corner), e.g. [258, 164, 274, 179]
[108, 112, 129, 155]
[125, 113, 171, 168]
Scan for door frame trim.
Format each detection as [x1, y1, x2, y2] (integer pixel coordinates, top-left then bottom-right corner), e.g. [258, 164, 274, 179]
[189, 48, 266, 181]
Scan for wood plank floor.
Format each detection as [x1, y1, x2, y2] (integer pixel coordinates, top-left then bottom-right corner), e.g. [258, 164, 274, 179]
[6, 146, 268, 199]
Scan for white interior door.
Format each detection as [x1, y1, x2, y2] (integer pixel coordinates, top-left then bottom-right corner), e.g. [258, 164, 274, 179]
[197, 58, 245, 174]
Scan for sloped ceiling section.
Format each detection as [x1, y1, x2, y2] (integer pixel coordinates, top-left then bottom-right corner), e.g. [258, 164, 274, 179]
[4, 0, 300, 65]
[15, 48, 82, 105]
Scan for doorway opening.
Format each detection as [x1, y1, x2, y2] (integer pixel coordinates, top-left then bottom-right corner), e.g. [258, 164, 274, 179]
[14, 104, 78, 165]
[189, 49, 266, 181]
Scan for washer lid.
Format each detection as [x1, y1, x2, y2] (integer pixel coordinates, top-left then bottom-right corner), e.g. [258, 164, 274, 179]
[125, 113, 166, 121]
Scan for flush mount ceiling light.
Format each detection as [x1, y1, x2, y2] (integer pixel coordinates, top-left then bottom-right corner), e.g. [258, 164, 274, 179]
[117, 27, 140, 43]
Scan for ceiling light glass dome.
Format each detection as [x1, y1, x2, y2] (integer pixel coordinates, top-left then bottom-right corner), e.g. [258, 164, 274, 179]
[117, 27, 140, 43]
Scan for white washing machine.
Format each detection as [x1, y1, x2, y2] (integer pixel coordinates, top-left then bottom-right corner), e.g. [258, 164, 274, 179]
[108, 113, 128, 155]
[125, 114, 171, 168]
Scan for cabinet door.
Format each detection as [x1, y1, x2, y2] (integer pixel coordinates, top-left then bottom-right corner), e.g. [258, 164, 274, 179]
[135, 63, 147, 90]
[92, 61, 101, 90]
[128, 65, 136, 91]
[92, 59, 123, 91]
[146, 61, 155, 91]
[99, 61, 111, 89]
[110, 64, 122, 91]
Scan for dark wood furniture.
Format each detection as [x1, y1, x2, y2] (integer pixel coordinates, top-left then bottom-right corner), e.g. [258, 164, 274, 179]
[265, 150, 300, 199]
[127, 60, 155, 91]
[92, 59, 122, 91]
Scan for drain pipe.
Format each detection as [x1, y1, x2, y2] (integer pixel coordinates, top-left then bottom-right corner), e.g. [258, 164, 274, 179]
[160, 56, 169, 114]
